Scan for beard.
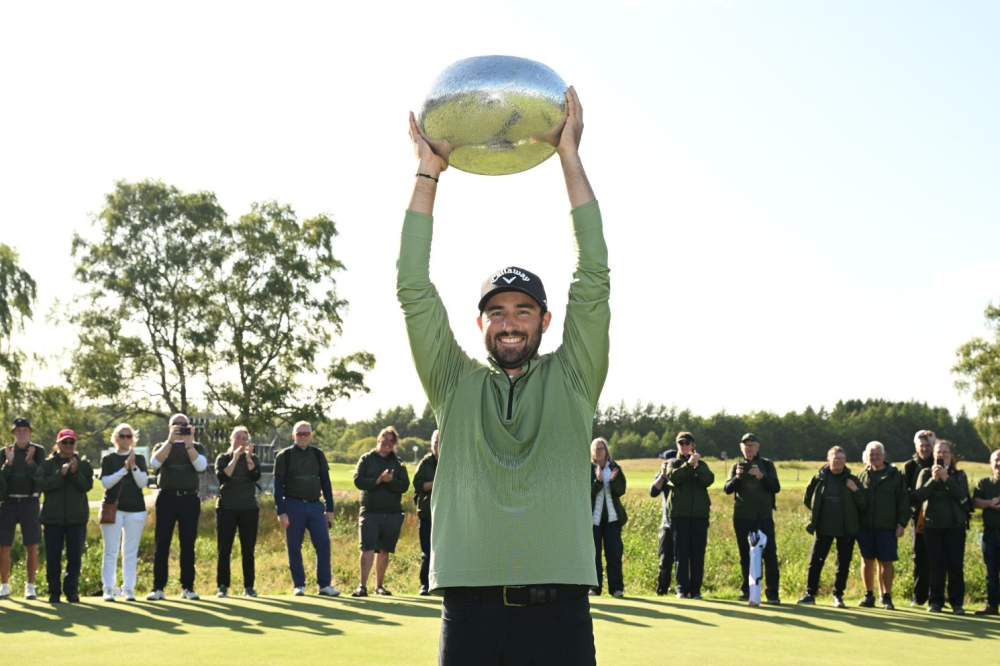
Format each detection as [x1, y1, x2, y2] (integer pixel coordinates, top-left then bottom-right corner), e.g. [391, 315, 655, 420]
[485, 320, 544, 370]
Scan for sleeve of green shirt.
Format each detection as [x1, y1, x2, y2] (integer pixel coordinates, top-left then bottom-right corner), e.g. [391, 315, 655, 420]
[553, 200, 610, 410]
[397, 210, 480, 412]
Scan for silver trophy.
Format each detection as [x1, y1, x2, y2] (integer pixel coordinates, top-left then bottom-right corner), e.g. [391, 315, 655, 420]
[418, 56, 568, 176]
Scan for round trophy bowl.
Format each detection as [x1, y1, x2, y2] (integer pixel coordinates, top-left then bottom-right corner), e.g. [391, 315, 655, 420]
[418, 56, 567, 176]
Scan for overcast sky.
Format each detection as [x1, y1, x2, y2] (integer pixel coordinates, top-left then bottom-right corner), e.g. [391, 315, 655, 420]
[2, 1, 998, 424]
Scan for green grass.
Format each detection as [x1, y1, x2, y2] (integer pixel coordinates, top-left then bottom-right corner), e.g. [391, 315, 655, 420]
[0, 595, 996, 665]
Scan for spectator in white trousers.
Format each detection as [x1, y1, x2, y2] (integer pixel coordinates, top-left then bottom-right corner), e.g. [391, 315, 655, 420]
[99, 423, 148, 601]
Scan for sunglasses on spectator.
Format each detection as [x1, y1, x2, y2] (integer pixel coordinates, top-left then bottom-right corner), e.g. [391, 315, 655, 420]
[295, 431, 312, 436]
[118, 433, 133, 439]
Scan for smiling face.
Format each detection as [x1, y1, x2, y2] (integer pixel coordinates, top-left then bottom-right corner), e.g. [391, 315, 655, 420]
[991, 450, 1000, 479]
[740, 439, 759, 460]
[915, 434, 934, 460]
[477, 291, 551, 375]
[377, 431, 397, 458]
[828, 450, 847, 474]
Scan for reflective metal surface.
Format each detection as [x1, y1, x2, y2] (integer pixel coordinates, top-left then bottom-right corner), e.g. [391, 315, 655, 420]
[418, 56, 567, 176]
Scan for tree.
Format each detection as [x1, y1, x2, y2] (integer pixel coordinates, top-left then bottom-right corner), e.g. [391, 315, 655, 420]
[0, 244, 37, 420]
[954, 301, 1000, 449]
[196, 201, 374, 431]
[71, 180, 373, 428]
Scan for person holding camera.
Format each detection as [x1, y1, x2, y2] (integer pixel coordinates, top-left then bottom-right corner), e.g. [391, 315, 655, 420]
[34, 429, 93, 603]
[724, 433, 781, 605]
[799, 446, 866, 607]
[99, 423, 148, 602]
[215, 426, 261, 598]
[1, 417, 45, 601]
[913, 439, 970, 614]
[147, 413, 208, 601]
[972, 449, 1000, 616]
[649, 449, 677, 595]
[666, 431, 715, 599]
[590, 437, 627, 598]
[904, 429, 936, 606]
[856, 441, 909, 610]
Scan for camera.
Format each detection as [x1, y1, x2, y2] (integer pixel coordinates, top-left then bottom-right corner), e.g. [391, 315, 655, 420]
[178, 426, 192, 436]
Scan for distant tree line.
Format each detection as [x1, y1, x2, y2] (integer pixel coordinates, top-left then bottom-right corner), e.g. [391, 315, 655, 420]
[594, 399, 990, 463]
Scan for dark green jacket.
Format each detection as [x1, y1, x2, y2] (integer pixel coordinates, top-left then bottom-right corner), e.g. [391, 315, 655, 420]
[353, 449, 410, 513]
[591, 461, 628, 527]
[903, 454, 933, 519]
[34, 454, 93, 525]
[413, 453, 438, 522]
[0, 466, 5, 500]
[724, 456, 780, 520]
[973, 476, 1000, 530]
[2, 443, 46, 495]
[857, 464, 909, 530]
[913, 467, 970, 530]
[803, 464, 866, 536]
[665, 454, 714, 519]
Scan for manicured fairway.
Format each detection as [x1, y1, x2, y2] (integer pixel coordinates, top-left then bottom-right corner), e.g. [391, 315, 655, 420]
[3, 594, 997, 665]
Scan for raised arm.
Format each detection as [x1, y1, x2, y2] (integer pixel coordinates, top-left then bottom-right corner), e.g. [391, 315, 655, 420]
[555, 86, 595, 209]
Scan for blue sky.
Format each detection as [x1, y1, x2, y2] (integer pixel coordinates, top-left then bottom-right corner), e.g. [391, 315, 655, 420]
[2, 1, 998, 423]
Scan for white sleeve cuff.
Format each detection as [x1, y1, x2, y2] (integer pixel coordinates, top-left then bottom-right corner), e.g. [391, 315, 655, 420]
[192, 455, 208, 472]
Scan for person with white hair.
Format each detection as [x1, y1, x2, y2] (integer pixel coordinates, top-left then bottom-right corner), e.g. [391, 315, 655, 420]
[147, 413, 208, 601]
[856, 441, 909, 610]
[98, 423, 148, 601]
[904, 429, 936, 606]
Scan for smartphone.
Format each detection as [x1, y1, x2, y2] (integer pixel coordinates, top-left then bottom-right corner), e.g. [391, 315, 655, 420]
[936, 457, 944, 466]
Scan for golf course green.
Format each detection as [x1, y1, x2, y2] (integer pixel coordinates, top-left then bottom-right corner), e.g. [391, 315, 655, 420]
[2, 594, 997, 665]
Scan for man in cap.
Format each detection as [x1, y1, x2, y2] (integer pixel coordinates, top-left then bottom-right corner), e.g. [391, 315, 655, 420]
[147, 413, 208, 600]
[904, 429, 935, 606]
[665, 431, 715, 599]
[972, 449, 1000, 615]
[401, 86, 608, 665]
[724, 433, 781, 604]
[650, 449, 678, 595]
[1, 417, 46, 600]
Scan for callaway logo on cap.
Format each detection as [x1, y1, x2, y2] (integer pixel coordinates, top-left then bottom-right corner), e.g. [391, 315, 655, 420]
[478, 266, 548, 313]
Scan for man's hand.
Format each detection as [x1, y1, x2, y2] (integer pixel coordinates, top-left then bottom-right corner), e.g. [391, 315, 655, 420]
[845, 478, 858, 492]
[895, 525, 906, 538]
[556, 86, 584, 157]
[325, 512, 334, 528]
[25, 446, 35, 464]
[749, 464, 764, 480]
[4, 445, 13, 464]
[409, 111, 451, 176]
[991, 496, 1000, 510]
[278, 514, 290, 529]
[689, 452, 701, 468]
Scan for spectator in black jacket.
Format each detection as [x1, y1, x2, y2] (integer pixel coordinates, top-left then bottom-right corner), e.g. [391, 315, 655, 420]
[214, 426, 262, 598]
[413, 429, 439, 595]
[590, 438, 627, 597]
[650, 449, 677, 595]
[904, 429, 935, 606]
[724, 433, 781, 605]
[351, 426, 410, 597]
[972, 449, 1000, 616]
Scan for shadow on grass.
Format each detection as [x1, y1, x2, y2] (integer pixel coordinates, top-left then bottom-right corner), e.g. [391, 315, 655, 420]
[591, 598, 717, 627]
[647, 598, 1000, 641]
[0, 594, 439, 637]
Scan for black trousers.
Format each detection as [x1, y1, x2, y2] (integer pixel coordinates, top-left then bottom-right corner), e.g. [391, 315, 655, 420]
[672, 517, 708, 596]
[153, 491, 201, 591]
[592, 518, 623, 594]
[657, 525, 674, 593]
[911, 520, 930, 603]
[439, 588, 595, 666]
[925, 527, 965, 607]
[216, 507, 259, 588]
[419, 518, 432, 589]
[734, 517, 780, 599]
[982, 528, 1000, 608]
[806, 534, 855, 597]
[43, 524, 86, 598]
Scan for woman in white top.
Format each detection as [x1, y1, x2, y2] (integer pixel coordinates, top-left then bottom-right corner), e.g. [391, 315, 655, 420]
[98, 423, 149, 601]
[590, 437, 628, 597]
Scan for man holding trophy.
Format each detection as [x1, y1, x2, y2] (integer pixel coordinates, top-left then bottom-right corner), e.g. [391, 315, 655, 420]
[400, 81, 608, 665]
